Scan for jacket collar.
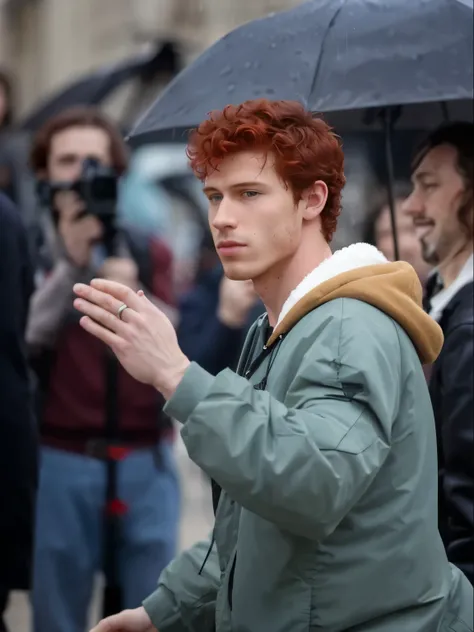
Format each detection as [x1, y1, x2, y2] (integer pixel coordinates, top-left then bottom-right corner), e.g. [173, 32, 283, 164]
[429, 254, 473, 322]
[277, 243, 387, 326]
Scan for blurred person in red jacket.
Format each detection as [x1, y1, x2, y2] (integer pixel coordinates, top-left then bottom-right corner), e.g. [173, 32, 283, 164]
[26, 108, 180, 632]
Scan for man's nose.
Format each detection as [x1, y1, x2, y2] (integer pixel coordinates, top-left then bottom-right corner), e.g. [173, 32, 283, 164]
[211, 198, 238, 230]
[401, 192, 423, 218]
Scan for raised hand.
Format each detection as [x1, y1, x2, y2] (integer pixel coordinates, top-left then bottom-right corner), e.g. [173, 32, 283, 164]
[73, 279, 190, 400]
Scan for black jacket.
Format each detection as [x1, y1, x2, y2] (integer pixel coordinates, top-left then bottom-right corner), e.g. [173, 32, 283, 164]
[0, 193, 38, 589]
[429, 279, 474, 585]
[178, 265, 264, 375]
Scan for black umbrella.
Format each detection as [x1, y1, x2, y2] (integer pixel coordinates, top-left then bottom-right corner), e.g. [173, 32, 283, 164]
[20, 43, 180, 132]
[128, 0, 473, 258]
[129, 0, 473, 143]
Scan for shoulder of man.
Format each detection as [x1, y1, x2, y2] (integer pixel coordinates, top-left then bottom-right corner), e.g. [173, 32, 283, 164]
[439, 282, 474, 334]
[290, 296, 401, 345]
[261, 297, 404, 394]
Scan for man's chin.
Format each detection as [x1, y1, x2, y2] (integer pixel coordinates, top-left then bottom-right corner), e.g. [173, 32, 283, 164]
[420, 239, 439, 266]
[221, 263, 254, 282]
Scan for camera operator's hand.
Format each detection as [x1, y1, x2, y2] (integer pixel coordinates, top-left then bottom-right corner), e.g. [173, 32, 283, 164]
[56, 192, 103, 268]
[217, 276, 259, 329]
[99, 257, 139, 289]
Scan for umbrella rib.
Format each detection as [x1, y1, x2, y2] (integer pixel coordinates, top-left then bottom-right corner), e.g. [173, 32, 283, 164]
[308, 0, 347, 109]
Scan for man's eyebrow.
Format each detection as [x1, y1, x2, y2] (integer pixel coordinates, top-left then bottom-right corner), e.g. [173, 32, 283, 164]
[203, 181, 264, 193]
[413, 169, 435, 181]
[57, 152, 78, 162]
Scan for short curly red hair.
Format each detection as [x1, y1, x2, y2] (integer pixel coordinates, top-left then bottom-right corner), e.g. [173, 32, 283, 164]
[187, 99, 345, 242]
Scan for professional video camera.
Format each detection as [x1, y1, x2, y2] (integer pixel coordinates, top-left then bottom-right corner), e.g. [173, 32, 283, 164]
[37, 157, 119, 255]
[37, 157, 118, 224]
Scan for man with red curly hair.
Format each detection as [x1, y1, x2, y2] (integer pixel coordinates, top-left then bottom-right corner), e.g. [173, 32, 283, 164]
[76, 100, 472, 632]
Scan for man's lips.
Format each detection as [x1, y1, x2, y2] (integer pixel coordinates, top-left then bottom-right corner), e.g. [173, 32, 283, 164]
[413, 221, 435, 240]
[217, 241, 247, 255]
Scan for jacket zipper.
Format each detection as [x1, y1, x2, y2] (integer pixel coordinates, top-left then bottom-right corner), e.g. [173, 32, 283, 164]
[199, 323, 264, 577]
[227, 334, 284, 610]
[198, 321, 285, 613]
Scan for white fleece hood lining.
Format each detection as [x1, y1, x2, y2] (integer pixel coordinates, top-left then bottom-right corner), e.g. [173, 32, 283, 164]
[276, 243, 388, 327]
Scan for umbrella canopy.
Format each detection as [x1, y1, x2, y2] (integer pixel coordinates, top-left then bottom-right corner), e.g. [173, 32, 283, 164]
[20, 43, 180, 132]
[129, 0, 473, 144]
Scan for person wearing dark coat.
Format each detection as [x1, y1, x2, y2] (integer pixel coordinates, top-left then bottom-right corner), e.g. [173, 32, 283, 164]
[425, 271, 473, 583]
[403, 122, 474, 584]
[178, 264, 263, 375]
[0, 192, 38, 631]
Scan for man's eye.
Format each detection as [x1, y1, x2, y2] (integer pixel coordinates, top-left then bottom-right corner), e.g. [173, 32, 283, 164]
[209, 194, 222, 203]
[242, 191, 259, 198]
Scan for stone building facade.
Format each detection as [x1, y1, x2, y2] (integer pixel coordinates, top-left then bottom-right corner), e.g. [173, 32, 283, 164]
[0, 0, 303, 118]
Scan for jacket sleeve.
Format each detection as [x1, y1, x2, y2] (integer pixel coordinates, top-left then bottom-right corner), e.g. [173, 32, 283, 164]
[439, 321, 474, 582]
[165, 301, 400, 541]
[26, 260, 95, 349]
[142, 536, 219, 632]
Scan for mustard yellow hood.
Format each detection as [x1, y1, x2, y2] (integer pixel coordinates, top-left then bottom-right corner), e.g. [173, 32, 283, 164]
[267, 246, 443, 365]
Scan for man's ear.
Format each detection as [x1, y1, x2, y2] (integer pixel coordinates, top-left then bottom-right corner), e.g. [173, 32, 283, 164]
[301, 180, 328, 221]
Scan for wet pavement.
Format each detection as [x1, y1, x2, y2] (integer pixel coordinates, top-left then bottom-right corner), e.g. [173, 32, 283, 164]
[5, 436, 214, 631]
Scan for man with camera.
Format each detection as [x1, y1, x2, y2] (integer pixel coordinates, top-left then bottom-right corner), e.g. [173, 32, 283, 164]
[26, 108, 180, 632]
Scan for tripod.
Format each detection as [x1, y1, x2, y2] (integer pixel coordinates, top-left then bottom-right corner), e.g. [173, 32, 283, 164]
[102, 226, 126, 617]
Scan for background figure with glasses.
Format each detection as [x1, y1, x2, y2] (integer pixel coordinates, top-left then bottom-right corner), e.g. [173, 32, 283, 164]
[26, 107, 180, 632]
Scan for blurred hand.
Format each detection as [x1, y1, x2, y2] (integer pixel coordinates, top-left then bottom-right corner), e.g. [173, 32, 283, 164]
[218, 276, 259, 328]
[99, 257, 139, 288]
[73, 279, 190, 400]
[89, 606, 157, 632]
[57, 192, 102, 267]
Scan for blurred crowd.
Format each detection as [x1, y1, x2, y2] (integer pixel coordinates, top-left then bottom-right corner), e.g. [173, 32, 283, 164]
[0, 58, 472, 632]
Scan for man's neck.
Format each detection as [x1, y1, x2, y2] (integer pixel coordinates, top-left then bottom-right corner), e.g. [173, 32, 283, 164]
[254, 239, 332, 327]
[438, 244, 473, 289]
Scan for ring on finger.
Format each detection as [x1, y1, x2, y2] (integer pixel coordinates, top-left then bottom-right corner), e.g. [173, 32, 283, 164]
[117, 303, 129, 321]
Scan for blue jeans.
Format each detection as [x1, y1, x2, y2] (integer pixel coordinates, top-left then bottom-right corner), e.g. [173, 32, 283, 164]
[32, 442, 180, 632]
